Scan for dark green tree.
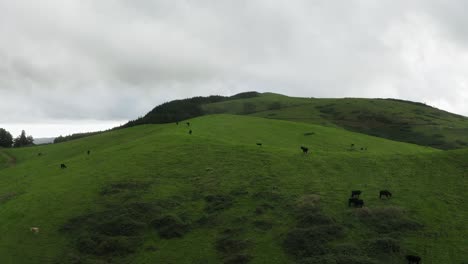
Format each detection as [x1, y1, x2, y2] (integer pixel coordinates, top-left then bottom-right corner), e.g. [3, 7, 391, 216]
[13, 130, 34, 148]
[0, 128, 13, 148]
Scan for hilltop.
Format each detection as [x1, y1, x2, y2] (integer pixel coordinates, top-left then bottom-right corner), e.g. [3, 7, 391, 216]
[124, 92, 468, 150]
[0, 114, 466, 263]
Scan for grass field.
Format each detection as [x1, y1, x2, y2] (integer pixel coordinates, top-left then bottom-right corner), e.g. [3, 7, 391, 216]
[0, 114, 467, 263]
[202, 93, 468, 149]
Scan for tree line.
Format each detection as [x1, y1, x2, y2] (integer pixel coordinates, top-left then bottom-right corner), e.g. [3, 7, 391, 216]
[0, 128, 34, 148]
[122, 91, 260, 128]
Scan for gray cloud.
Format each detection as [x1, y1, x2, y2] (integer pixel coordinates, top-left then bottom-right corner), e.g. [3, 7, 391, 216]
[1, 0, 468, 125]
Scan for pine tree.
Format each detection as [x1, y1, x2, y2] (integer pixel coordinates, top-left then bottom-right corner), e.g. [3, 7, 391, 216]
[13, 130, 34, 147]
[0, 128, 13, 148]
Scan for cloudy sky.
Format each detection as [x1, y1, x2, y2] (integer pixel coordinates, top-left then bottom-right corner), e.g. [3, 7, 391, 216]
[1, 0, 468, 137]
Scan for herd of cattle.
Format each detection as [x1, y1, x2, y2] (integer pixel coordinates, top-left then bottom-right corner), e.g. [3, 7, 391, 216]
[348, 189, 393, 207]
[48, 121, 423, 263]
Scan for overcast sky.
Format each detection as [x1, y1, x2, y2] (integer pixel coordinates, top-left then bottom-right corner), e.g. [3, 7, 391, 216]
[1, 1, 468, 137]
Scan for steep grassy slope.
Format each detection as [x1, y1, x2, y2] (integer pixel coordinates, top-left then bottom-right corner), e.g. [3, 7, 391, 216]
[202, 93, 468, 149]
[0, 115, 466, 264]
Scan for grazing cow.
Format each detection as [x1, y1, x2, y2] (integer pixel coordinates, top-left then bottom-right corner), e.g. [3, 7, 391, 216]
[189, 130, 192, 135]
[380, 190, 392, 199]
[354, 199, 364, 208]
[349, 198, 364, 207]
[300, 146, 309, 154]
[186, 122, 190, 126]
[87, 150, 90, 155]
[256, 143, 262, 146]
[406, 255, 421, 264]
[60, 164, 67, 169]
[351, 190, 362, 198]
[30, 227, 39, 234]
[348, 197, 359, 207]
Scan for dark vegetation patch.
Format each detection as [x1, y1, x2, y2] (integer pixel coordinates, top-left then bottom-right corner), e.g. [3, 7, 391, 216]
[251, 190, 282, 202]
[313, 101, 466, 149]
[230, 188, 249, 196]
[0, 192, 18, 204]
[242, 102, 257, 114]
[365, 237, 401, 255]
[215, 228, 252, 264]
[283, 195, 420, 264]
[100, 181, 151, 196]
[297, 255, 379, 264]
[303, 132, 315, 136]
[354, 207, 423, 234]
[284, 225, 345, 257]
[204, 194, 234, 213]
[60, 180, 192, 262]
[283, 195, 345, 259]
[267, 101, 282, 110]
[455, 139, 468, 146]
[252, 219, 273, 231]
[151, 214, 190, 238]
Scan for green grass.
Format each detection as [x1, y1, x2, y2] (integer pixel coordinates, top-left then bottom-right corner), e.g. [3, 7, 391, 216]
[202, 93, 468, 149]
[0, 114, 467, 264]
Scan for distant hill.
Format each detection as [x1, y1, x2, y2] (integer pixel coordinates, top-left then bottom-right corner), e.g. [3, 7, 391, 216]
[124, 92, 468, 149]
[33, 137, 55, 145]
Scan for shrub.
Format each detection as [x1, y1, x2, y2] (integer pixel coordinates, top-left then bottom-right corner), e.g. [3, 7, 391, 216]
[283, 225, 344, 257]
[252, 220, 273, 231]
[95, 216, 146, 236]
[205, 194, 234, 213]
[355, 207, 423, 234]
[223, 253, 252, 264]
[151, 215, 190, 239]
[216, 236, 250, 255]
[366, 237, 401, 254]
[95, 236, 139, 255]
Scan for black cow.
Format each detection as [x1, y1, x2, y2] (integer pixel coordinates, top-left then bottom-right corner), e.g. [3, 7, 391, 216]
[189, 130, 192, 135]
[186, 122, 190, 126]
[349, 198, 364, 208]
[354, 199, 364, 208]
[300, 146, 308, 154]
[348, 198, 358, 207]
[256, 143, 262, 146]
[351, 190, 361, 198]
[406, 255, 421, 264]
[380, 190, 392, 199]
[60, 164, 67, 169]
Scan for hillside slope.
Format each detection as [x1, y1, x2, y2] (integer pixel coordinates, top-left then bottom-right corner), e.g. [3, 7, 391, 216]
[0, 115, 466, 264]
[202, 93, 468, 150]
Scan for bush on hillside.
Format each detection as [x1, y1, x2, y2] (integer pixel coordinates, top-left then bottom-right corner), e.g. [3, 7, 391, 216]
[354, 207, 423, 234]
[204, 194, 234, 213]
[151, 214, 190, 238]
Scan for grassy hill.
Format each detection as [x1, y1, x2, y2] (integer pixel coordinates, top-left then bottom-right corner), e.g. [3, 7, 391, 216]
[0, 114, 466, 264]
[202, 93, 468, 150]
